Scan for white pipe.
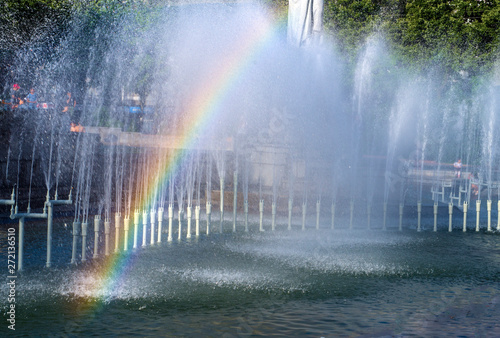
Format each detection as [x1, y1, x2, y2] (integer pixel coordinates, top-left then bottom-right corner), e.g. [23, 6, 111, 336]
[487, 200, 492, 232]
[195, 205, 200, 236]
[259, 199, 264, 232]
[157, 207, 164, 243]
[383, 202, 387, 231]
[168, 205, 173, 241]
[433, 202, 438, 232]
[399, 203, 403, 231]
[476, 200, 481, 232]
[123, 215, 130, 251]
[301, 202, 306, 231]
[150, 209, 156, 245]
[448, 203, 453, 232]
[206, 202, 211, 235]
[186, 206, 192, 239]
[142, 210, 148, 247]
[18, 218, 25, 270]
[288, 199, 293, 231]
[115, 212, 121, 253]
[417, 202, 422, 232]
[220, 177, 224, 233]
[244, 201, 249, 232]
[331, 203, 336, 230]
[315, 200, 320, 230]
[94, 215, 101, 258]
[178, 209, 183, 240]
[46, 203, 53, 268]
[133, 210, 139, 249]
[71, 221, 80, 264]
[233, 171, 238, 232]
[81, 222, 88, 262]
[497, 200, 500, 231]
[463, 202, 468, 232]
[104, 219, 111, 256]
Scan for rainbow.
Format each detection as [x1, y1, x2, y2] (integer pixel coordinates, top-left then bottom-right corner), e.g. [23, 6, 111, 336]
[73, 8, 288, 315]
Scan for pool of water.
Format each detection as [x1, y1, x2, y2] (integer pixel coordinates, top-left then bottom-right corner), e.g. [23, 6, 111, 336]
[1, 216, 500, 336]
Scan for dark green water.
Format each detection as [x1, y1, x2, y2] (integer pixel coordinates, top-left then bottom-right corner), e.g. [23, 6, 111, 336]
[1, 217, 500, 337]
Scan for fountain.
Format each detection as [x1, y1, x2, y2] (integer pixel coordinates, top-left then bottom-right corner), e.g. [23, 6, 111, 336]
[1, 1, 500, 336]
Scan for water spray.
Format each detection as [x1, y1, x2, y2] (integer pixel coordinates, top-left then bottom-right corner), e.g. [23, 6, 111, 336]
[94, 215, 101, 258]
[178, 209, 183, 240]
[288, 198, 292, 230]
[367, 203, 371, 229]
[272, 201, 277, 231]
[244, 201, 249, 232]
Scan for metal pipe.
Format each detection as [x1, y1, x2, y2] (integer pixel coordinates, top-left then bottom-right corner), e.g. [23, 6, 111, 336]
[142, 210, 148, 247]
[463, 202, 468, 232]
[158, 207, 164, 243]
[46, 203, 53, 268]
[115, 212, 121, 253]
[104, 219, 111, 256]
[206, 202, 211, 235]
[133, 210, 139, 249]
[178, 209, 183, 240]
[476, 199, 481, 232]
[448, 203, 453, 232]
[81, 222, 88, 262]
[195, 205, 200, 236]
[123, 215, 130, 251]
[433, 202, 438, 232]
[150, 209, 156, 244]
[18, 217, 25, 271]
[94, 215, 101, 258]
[487, 200, 492, 232]
[233, 171, 238, 232]
[220, 177, 224, 233]
[244, 201, 249, 232]
[168, 205, 173, 241]
[186, 206, 192, 239]
[71, 221, 80, 265]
